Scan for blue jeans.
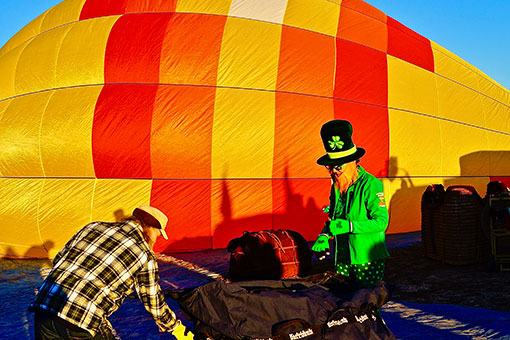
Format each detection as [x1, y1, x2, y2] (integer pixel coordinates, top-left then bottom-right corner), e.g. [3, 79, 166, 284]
[34, 312, 115, 340]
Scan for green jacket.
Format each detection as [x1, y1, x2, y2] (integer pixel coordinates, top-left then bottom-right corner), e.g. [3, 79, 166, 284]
[321, 166, 390, 265]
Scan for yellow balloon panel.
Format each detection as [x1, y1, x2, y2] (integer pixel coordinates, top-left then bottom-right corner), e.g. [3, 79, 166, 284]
[176, 0, 232, 15]
[40, 86, 101, 177]
[0, 9, 48, 57]
[229, 0, 288, 24]
[439, 120, 489, 177]
[483, 97, 510, 134]
[0, 91, 53, 177]
[436, 76, 485, 127]
[385, 175, 489, 234]
[56, 16, 119, 88]
[431, 41, 480, 91]
[283, 0, 340, 37]
[38, 178, 95, 259]
[476, 72, 509, 105]
[91, 179, 152, 222]
[0, 178, 43, 258]
[387, 55, 438, 115]
[0, 41, 31, 100]
[0, 98, 11, 128]
[217, 17, 281, 90]
[0, 98, 12, 175]
[212, 88, 275, 179]
[40, 0, 86, 32]
[384, 177, 435, 234]
[486, 131, 510, 176]
[15, 25, 73, 95]
[388, 109, 441, 176]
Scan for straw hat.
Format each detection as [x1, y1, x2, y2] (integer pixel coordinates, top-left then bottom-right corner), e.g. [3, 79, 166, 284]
[132, 206, 168, 240]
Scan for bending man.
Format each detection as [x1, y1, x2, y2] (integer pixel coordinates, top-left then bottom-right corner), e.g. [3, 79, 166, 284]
[29, 205, 192, 340]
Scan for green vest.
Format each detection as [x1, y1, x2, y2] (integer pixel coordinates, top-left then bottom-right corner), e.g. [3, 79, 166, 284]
[324, 166, 390, 265]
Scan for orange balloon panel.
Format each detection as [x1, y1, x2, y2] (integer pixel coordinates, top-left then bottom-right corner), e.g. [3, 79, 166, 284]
[151, 180, 213, 252]
[276, 25, 336, 97]
[0, 0, 509, 258]
[151, 85, 216, 179]
[272, 178, 331, 241]
[211, 179, 273, 249]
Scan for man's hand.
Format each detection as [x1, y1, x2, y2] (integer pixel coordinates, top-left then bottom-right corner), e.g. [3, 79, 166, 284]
[329, 219, 350, 235]
[171, 321, 194, 340]
[312, 234, 329, 252]
[312, 234, 330, 260]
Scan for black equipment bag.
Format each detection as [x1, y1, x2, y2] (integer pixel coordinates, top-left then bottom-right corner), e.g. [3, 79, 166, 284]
[227, 229, 312, 281]
[166, 272, 395, 340]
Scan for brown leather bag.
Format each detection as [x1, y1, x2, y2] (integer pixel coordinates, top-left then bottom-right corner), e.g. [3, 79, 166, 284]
[227, 229, 312, 282]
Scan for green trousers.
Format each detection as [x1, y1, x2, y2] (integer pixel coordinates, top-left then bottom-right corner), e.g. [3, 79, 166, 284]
[335, 260, 385, 288]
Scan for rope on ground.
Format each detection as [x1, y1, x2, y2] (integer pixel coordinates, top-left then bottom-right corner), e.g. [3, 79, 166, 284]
[156, 253, 225, 281]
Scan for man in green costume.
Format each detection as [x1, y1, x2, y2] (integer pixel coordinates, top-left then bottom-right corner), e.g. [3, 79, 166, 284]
[312, 120, 389, 288]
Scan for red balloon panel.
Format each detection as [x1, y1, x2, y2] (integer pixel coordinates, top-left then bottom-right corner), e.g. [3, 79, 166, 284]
[159, 13, 227, 86]
[387, 16, 434, 72]
[105, 13, 171, 83]
[152, 179, 212, 252]
[92, 84, 156, 178]
[80, 0, 128, 20]
[333, 99, 389, 178]
[334, 38, 388, 107]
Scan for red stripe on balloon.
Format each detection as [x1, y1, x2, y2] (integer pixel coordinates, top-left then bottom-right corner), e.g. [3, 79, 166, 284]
[125, 0, 178, 13]
[490, 177, 510, 189]
[334, 38, 388, 107]
[104, 13, 172, 83]
[340, 0, 387, 23]
[80, 0, 128, 20]
[333, 99, 389, 178]
[387, 17, 434, 72]
[159, 13, 228, 86]
[92, 84, 156, 178]
[151, 179, 212, 253]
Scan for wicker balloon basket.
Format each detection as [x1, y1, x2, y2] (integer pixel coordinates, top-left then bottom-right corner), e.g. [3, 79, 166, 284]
[421, 185, 490, 265]
[421, 184, 445, 261]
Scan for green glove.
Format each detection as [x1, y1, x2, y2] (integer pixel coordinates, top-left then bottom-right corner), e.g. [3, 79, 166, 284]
[312, 234, 330, 252]
[171, 320, 194, 340]
[329, 218, 350, 235]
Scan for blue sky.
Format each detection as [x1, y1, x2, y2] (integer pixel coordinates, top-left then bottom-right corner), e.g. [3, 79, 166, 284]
[364, 0, 510, 90]
[1, 0, 509, 89]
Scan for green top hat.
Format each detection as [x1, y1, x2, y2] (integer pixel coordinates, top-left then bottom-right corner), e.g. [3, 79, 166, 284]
[317, 119, 365, 166]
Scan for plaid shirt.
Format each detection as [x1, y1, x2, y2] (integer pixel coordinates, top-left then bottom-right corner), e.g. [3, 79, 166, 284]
[29, 221, 177, 336]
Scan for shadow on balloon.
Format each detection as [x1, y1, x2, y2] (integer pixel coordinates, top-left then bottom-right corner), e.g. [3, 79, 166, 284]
[158, 167, 327, 254]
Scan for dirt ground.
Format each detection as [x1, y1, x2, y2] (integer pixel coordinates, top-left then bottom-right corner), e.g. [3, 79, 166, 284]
[383, 244, 510, 312]
[308, 243, 510, 312]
